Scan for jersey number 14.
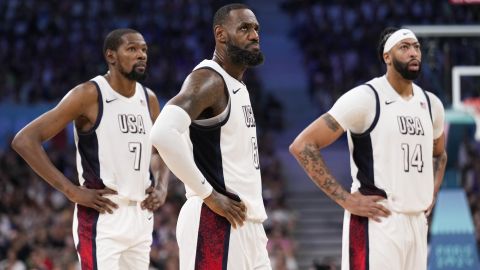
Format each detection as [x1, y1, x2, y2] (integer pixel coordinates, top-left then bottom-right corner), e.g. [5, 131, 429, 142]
[401, 143, 423, 172]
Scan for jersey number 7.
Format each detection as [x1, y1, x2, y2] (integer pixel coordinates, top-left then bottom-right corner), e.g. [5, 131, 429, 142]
[128, 142, 142, 171]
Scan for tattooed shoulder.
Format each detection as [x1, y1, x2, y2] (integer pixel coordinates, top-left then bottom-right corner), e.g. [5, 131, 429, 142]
[322, 114, 340, 132]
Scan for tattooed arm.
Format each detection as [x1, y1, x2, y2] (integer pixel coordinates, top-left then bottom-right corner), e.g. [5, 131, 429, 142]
[290, 113, 390, 221]
[433, 133, 447, 194]
[426, 132, 447, 216]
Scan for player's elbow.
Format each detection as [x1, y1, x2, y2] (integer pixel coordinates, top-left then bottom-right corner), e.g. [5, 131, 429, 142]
[289, 138, 303, 158]
[11, 130, 31, 156]
[437, 150, 447, 164]
[289, 136, 321, 160]
[442, 150, 447, 161]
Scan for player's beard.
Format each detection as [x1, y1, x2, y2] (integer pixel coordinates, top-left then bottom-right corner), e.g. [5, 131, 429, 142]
[226, 41, 264, 67]
[121, 63, 147, 82]
[393, 57, 421, 81]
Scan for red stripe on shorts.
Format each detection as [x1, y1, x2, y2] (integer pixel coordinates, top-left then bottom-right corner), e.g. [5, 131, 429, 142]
[349, 214, 369, 270]
[76, 205, 99, 270]
[195, 203, 231, 270]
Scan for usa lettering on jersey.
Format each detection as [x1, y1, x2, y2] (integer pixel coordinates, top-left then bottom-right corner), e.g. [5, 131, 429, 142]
[397, 116, 424, 136]
[242, 105, 256, 128]
[118, 114, 146, 134]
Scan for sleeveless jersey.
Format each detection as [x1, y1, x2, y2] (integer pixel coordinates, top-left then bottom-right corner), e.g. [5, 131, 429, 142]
[74, 75, 153, 201]
[187, 59, 267, 221]
[348, 76, 434, 213]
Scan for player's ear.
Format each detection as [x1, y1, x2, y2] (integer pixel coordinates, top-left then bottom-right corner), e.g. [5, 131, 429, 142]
[106, 49, 116, 65]
[383, 52, 391, 65]
[214, 25, 227, 44]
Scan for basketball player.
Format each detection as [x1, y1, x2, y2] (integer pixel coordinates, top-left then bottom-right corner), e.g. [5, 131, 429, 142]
[290, 27, 448, 270]
[150, 4, 271, 270]
[11, 28, 169, 269]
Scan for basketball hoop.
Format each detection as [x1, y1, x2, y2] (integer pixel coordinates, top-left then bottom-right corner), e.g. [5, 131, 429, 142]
[461, 97, 480, 141]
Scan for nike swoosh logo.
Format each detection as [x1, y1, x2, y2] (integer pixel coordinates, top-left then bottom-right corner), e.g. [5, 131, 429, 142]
[201, 178, 206, 184]
[106, 98, 118, 103]
[148, 216, 153, 220]
[385, 100, 395, 105]
[232, 88, 241, 94]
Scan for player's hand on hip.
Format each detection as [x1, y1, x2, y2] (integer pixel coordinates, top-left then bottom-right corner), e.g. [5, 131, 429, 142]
[141, 186, 167, 211]
[70, 186, 118, 214]
[203, 190, 247, 229]
[346, 192, 391, 222]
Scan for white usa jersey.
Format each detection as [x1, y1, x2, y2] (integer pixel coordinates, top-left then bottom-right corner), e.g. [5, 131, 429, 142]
[74, 75, 153, 201]
[347, 77, 434, 213]
[186, 60, 267, 221]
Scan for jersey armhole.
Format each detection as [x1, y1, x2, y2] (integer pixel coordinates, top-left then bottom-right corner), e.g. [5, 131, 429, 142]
[421, 90, 433, 124]
[190, 67, 231, 130]
[77, 81, 103, 135]
[350, 83, 380, 137]
[142, 85, 152, 120]
[140, 85, 155, 186]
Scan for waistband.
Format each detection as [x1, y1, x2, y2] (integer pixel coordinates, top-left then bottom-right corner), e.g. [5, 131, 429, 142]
[186, 196, 266, 223]
[377, 198, 426, 215]
[352, 185, 428, 214]
[247, 218, 265, 224]
[104, 194, 140, 207]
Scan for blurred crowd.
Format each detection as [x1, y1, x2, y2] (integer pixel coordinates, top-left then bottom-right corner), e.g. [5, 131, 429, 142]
[459, 134, 480, 252]
[0, 0, 278, 106]
[0, 0, 292, 269]
[280, 0, 480, 114]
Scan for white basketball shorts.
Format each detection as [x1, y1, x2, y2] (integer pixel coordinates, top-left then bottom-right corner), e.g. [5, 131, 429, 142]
[72, 194, 153, 270]
[341, 202, 428, 270]
[176, 196, 271, 270]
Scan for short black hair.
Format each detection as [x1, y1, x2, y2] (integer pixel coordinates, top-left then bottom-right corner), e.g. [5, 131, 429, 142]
[377, 27, 399, 63]
[213, 3, 250, 29]
[103, 28, 139, 55]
